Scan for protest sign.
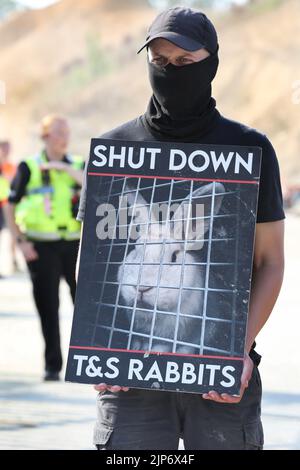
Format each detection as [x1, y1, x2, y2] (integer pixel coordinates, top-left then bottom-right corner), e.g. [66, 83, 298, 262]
[65, 139, 261, 395]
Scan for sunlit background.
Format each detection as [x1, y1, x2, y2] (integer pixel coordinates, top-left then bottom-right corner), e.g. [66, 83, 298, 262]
[0, 0, 299, 450]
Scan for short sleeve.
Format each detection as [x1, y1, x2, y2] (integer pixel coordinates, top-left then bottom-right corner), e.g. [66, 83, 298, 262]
[256, 136, 285, 223]
[76, 158, 88, 222]
[8, 162, 30, 204]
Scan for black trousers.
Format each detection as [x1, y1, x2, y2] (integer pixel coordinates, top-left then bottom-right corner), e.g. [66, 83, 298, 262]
[26, 239, 79, 373]
[94, 351, 264, 450]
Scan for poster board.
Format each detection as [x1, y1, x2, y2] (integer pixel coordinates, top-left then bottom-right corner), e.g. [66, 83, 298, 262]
[65, 139, 261, 395]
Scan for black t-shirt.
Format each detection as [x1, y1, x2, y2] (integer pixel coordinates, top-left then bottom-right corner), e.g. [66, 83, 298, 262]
[8, 155, 85, 204]
[77, 113, 285, 223]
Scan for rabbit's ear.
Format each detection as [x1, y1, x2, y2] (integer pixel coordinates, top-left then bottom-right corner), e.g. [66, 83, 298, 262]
[171, 182, 225, 244]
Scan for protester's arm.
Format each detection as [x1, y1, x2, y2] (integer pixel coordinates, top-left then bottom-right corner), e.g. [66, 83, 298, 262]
[203, 219, 285, 403]
[4, 203, 38, 261]
[245, 220, 285, 352]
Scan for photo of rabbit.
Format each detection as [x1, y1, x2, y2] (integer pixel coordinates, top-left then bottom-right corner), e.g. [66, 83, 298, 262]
[116, 180, 226, 354]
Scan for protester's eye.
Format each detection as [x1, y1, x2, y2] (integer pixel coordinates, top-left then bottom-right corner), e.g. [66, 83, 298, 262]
[152, 57, 166, 66]
[176, 57, 192, 66]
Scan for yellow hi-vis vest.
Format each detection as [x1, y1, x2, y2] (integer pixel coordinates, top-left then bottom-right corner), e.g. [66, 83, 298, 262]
[15, 152, 83, 241]
[0, 175, 9, 205]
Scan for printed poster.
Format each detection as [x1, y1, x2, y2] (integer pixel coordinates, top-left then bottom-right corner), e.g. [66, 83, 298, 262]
[65, 139, 261, 395]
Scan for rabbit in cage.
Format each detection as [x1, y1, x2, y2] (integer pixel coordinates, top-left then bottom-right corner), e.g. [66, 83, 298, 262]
[117, 181, 225, 354]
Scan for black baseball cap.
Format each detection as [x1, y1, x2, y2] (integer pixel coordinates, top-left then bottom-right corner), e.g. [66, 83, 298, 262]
[137, 7, 218, 54]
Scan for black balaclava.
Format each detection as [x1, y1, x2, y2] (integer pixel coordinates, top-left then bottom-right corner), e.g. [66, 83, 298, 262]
[144, 48, 219, 140]
[138, 7, 221, 141]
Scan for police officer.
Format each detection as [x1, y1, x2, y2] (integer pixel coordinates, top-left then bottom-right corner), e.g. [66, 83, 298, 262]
[5, 115, 84, 381]
[77, 8, 285, 450]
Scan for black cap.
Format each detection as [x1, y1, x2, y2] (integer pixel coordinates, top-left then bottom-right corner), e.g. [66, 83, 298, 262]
[137, 7, 218, 54]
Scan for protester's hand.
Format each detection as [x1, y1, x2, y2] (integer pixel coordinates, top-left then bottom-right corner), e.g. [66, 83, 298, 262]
[94, 383, 130, 393]
[19, 240, 39, 262]
[40, 161, 67, 172]
[202, 352, 254, 404]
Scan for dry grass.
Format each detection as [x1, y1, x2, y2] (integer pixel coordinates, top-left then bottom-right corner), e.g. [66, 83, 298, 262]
[0, 0, 299, 182]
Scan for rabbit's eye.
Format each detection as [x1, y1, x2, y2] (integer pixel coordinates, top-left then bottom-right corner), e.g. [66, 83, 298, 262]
[171, 252, 178, 263]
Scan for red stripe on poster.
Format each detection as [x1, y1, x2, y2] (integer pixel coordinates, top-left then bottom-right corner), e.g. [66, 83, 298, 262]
[88, 172, 259, 185]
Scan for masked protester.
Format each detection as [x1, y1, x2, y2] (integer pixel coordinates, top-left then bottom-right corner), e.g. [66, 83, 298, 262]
[77, 8, 285, 450]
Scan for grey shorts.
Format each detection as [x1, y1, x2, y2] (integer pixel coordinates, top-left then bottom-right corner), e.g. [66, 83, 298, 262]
[94, 356, 263, 451]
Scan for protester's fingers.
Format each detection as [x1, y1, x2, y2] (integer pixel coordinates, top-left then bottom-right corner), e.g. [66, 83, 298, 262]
[107, 385, 122, 392]
[202, 367, 251, 404]
[202, 390, 241, 404]
[220, 393, 241, 403]
[94, 384, 129, 392]
[94, 383, 107, 391]
[202, 395, 224, 403]
[202, 393, 213, 400]
[202, 391, 226, 403]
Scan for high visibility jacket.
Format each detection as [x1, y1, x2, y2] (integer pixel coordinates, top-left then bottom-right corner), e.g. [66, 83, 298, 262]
[0, 175, 9, 206]
[15, 151, 83, 241]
